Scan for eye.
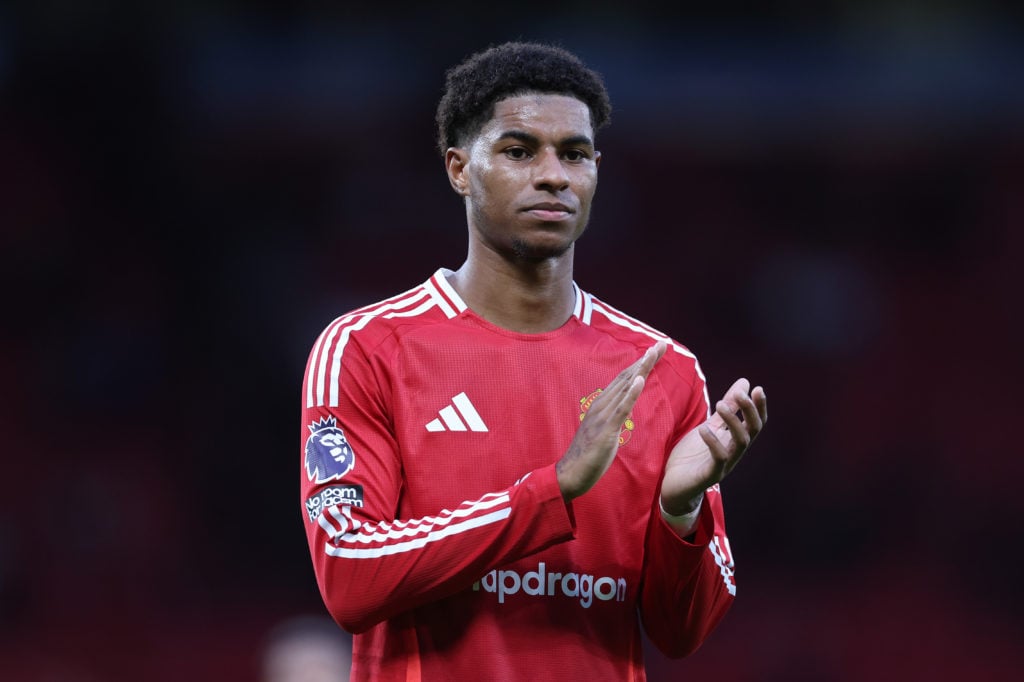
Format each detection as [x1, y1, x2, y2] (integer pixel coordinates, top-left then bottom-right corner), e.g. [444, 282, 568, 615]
[504, 147, 530, 160]
[563, 149, 589, 162]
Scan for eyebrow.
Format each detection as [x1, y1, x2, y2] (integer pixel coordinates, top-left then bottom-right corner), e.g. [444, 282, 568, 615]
[498, 129, 595, 148]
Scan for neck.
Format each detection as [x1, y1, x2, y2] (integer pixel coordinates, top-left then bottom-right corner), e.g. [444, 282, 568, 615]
[447, 248, 576, 334]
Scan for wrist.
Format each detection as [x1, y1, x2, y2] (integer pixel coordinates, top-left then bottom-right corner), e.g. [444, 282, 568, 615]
[660, 491, 703, 518]
[659, 492, 704, 538]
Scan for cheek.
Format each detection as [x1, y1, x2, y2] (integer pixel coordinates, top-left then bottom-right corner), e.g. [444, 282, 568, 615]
[472, 170, 515, 211]
[576, 174, 598, 205]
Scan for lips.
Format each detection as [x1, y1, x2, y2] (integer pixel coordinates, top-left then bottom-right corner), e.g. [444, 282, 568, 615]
[525, 202, 574, 213]
[522, 202, 576, 222]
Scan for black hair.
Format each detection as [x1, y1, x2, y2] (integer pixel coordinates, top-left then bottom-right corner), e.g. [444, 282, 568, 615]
[435, 42, 612, 155]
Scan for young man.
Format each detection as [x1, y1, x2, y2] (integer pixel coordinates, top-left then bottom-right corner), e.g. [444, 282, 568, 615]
[300, 42, 767, 680]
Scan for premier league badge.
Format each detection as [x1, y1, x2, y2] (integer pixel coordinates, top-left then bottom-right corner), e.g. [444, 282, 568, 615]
[305, 416, 356, 483]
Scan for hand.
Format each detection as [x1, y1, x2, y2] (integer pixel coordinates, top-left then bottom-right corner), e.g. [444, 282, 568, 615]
[557, 342, 667, 501]
[660, 378, 767, 515]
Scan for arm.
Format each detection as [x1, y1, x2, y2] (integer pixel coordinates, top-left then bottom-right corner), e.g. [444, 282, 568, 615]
[639, 485, 736, 657]
[639, 358, 766, 656]
[301, 337, 575, 633]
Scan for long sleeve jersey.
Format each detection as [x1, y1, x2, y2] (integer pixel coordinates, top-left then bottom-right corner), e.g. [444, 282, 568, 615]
[300, 269, 737, 681]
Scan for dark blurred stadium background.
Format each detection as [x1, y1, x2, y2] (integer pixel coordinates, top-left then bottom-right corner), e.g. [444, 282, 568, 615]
[1, 2, 1021, 680]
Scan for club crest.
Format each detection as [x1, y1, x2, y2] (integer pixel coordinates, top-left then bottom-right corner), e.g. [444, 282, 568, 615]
[579, 389, 634, 446]
[305, 416, 356, 483]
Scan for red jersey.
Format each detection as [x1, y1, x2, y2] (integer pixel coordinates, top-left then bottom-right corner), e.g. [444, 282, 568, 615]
[300, 269, 737, 681]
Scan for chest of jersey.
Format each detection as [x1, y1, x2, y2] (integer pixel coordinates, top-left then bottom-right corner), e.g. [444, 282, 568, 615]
[388, 321, 675, 523]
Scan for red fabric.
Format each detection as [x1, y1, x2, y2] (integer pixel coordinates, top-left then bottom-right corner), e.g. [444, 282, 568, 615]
[300, 270, 735, 681]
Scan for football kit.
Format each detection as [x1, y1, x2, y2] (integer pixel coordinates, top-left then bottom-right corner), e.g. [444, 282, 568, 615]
[300, 269, 737, 681]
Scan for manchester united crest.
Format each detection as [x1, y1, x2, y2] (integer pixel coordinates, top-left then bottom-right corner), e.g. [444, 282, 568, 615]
[579, 389, 634, 446]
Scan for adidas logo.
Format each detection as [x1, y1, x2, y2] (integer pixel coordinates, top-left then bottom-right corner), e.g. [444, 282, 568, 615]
[425, 392, 488, 432]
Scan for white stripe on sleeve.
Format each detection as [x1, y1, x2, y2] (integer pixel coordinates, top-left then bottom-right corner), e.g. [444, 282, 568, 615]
[326, 508, 512, 559]
[321, 492, 512, 559]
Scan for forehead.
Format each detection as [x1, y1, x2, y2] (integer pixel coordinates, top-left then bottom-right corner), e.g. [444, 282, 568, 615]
[481, 93, 594, 141]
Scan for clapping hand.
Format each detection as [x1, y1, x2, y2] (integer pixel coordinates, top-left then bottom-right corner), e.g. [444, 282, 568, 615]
[660, 379, 767, 515]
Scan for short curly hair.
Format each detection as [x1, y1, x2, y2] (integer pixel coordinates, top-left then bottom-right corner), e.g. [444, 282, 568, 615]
[435, 42, 612, 155]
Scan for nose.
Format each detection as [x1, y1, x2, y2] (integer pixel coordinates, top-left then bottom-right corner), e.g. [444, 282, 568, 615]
[533, 148, 570, 192]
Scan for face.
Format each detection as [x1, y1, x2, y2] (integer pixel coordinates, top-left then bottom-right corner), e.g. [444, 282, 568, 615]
[446, 93, 601, 262]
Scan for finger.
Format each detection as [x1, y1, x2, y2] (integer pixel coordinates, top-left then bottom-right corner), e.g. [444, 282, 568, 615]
[707, 377, 749, 430]
[734, 390, 763, 437]
[584, 343, 667, 437]
[602, 342, 666, 398]
[628, 341, 666, 384]
[698, 424, 731, 467]
[625, 374, 646, 408]
[720, 377, 751, 411]
[608, 373, 648, 416]
[752, 385, 767, 424]
[702, 413, 748, 479]
[574, 372, 645, 433]
[640, 341, 667, 376]
[609, 371, 651, 423]
[715, 400, 750, 451]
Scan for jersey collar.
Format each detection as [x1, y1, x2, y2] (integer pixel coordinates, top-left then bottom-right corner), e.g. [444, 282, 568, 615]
[428, 268, 591, 325]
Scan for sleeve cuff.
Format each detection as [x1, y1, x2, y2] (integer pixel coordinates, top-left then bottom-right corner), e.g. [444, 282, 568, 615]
[520, 462, 577, 536]
[659, 492, 704, 538]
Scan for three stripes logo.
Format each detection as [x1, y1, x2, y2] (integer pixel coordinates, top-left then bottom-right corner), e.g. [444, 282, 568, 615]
[426, 392, 488, 432]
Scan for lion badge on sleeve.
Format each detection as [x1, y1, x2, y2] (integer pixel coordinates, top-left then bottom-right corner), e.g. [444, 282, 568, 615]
[305, 416, 356, 483]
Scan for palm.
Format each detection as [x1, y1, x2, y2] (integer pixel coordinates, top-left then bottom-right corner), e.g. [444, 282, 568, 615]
[660, 379, 767, 512]
[661, 414, 733, 503]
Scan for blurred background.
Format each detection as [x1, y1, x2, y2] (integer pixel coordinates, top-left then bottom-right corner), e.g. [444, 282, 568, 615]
[1, 1, 1022, 680]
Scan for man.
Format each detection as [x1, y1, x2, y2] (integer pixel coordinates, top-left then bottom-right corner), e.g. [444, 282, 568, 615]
[300, 42, 767, 680]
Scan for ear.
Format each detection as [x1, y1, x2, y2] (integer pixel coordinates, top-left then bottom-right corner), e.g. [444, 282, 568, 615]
[445, 147, 470, 197]
[594, 150, 602, 170]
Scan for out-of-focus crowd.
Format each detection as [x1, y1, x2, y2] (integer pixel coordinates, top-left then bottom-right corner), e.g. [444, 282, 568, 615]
[1, 4, 1020, 680]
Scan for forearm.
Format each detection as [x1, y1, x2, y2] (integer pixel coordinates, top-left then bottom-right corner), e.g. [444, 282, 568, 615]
[640, 488, 736, 658]
[309, 463, 575, 632]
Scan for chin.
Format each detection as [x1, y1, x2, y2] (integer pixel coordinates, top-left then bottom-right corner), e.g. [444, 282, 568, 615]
[510, 237, 574, 261]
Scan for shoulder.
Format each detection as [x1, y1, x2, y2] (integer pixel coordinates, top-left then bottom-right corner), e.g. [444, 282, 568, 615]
[582, 289, 704, 379]
[582, 288, 711, 421]
[308, 270, 461, 355]
[303, 271, 460, 408]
